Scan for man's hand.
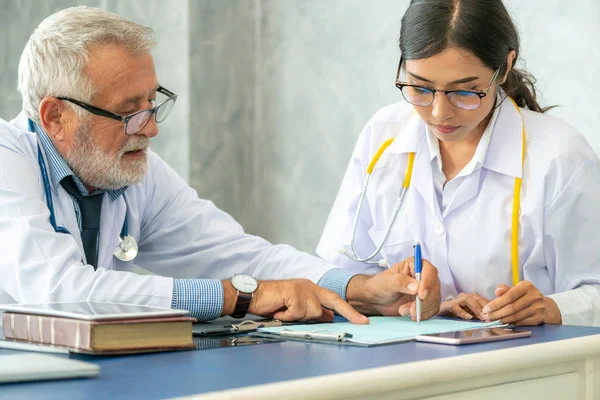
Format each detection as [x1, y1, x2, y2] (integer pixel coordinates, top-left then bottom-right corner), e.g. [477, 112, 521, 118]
[481, 281, 562, 325]
[222, 279, 369, 324]
[345, 257, 441, 321]
[439, 292, 491, 320]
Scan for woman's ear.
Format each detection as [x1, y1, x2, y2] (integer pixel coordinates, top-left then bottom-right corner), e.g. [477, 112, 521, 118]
[501, 50, 517, 84]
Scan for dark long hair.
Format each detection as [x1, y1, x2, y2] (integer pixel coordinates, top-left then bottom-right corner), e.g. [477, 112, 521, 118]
[399, 0, 551, 113]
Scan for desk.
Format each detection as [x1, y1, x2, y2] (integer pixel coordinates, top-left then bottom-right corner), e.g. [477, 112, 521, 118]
[1, 325, 599, 399]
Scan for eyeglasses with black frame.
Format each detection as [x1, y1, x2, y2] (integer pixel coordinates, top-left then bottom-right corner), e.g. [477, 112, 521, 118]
[56, 86, 177, 135]
[395, 57, 500, 110]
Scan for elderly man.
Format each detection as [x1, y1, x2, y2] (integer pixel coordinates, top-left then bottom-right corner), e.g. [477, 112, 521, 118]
[0, 6, 440, 323]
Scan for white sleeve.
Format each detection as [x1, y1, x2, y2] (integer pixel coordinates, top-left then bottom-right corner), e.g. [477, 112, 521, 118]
[544, 159, 600, 326]
[0, 142, 173, 307]
[133, 153, 337, 284]
[316, 124, 384, 274]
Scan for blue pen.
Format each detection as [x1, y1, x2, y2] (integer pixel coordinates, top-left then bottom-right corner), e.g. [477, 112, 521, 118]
[414, 243, 422, 324]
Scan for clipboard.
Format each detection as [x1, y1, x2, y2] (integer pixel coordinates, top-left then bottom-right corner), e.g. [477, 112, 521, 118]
[249, 328, 398, 347]
[250, 317, 505, 347]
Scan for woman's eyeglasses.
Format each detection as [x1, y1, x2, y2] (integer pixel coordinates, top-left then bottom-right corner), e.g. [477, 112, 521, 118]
[395, 57, 499, 110]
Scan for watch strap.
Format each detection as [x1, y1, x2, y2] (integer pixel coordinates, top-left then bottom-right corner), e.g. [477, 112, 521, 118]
[231, 291, 252, 319]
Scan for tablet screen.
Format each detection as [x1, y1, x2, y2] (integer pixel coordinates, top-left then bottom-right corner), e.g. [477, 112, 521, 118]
[0, 301, 189, 321]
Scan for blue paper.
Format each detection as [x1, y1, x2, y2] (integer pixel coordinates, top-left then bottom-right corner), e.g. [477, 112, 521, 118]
[258, 317, 502, 344]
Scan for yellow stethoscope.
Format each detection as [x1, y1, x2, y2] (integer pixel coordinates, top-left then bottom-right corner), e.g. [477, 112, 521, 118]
[341, 98, 526, 286]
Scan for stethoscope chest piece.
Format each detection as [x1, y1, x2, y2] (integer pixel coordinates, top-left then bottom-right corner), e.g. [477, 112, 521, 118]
[113, 235, 138, 262]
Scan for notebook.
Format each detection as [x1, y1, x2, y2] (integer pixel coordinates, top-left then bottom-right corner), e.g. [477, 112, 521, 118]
[252, 316, 503, 346]
[0, 353, 99, 383]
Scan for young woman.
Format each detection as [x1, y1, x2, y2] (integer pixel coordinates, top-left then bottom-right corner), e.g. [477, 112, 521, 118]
[316, 0, 600, 327]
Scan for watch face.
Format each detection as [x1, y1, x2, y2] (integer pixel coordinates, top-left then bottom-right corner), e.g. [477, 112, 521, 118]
[231, 274, 258, 294]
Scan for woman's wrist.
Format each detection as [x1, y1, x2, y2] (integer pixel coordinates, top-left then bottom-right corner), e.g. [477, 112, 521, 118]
[543, 296, 562, 325]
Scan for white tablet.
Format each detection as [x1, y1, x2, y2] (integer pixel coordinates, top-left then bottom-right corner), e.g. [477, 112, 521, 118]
[0, 301, 189, 321]
[0, 353, 99, 383]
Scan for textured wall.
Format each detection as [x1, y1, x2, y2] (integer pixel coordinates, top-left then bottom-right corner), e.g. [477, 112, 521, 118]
[2, 1, 599, 256]
[0, 0, 190, 181]
[189, 0, 600, 254]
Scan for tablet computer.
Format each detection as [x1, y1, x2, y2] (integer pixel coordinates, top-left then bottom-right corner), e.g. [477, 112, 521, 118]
[0, 301, 189, 321]
[415, 327, 531, 345]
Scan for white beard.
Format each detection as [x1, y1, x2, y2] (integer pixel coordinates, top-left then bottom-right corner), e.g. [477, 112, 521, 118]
[64, 121, 150, 190]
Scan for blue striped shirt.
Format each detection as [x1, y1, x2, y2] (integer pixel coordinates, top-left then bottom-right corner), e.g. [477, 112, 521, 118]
[35, 123, 356, 321]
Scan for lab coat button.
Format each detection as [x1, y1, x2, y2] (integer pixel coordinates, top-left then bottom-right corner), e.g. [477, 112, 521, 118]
[434, 222, 445, 235]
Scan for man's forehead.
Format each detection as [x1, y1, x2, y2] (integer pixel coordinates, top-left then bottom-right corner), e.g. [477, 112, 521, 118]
[84, 43, 157, 105]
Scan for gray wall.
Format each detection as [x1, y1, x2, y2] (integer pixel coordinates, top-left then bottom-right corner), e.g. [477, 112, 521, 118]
[2, 1, 599, 255]
[0, 0, 190, 182]
[190, 0, 600, 253]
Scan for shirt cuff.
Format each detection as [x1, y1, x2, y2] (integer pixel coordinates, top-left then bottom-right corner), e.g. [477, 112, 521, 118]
[171, 278, 223, 321]
[547, 289, 594, 326]
[317, 268, 357, 301]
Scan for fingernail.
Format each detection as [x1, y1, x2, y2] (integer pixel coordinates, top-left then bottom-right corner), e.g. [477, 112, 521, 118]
[482, 306, 490, 314]
[408, 283, 418, 292]
[421, 289, 429, 300]
[464, 313, 473, 319]
[399, 307, 410, 317]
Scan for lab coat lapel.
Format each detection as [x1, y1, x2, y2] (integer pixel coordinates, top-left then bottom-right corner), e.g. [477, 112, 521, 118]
[411, 139, 442, 219]
[388, 115, 442, 219]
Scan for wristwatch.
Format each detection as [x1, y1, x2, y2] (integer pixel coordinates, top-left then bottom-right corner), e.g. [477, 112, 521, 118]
[230, 274, 258, 318]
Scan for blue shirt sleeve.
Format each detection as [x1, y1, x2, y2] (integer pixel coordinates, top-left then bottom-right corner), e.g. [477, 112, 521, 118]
[171, 279, 223, 321]
[172, 269, 356, 320]
[317, 268, 357, 301]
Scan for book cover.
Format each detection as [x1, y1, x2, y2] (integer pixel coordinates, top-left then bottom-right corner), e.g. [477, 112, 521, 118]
[2, 312, 196, 354]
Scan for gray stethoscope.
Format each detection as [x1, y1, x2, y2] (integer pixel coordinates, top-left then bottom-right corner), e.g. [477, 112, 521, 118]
[339, 139, 414, 268]
[29, 119, 138, 262]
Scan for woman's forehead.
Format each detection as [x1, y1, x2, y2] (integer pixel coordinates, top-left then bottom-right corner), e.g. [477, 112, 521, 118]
[405, 47, 490, 83]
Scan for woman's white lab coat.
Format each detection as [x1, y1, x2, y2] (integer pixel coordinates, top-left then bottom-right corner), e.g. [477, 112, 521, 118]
[317, 97, 600, 326]
[0, 113, 337, 308]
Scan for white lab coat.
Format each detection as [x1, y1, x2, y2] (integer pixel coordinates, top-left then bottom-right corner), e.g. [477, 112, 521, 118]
[317, 97, 600, 326]
[0, 112, 336, 308]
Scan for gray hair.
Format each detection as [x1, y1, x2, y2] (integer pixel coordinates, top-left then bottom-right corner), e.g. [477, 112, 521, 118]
[18, 6, 157, 124]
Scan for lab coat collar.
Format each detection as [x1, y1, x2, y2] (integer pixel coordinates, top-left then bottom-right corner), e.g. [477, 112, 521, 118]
[385, 112, 424, 154]
[482, 95, 525, 179]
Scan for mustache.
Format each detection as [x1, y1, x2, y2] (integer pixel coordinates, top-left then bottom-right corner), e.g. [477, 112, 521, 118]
[120, 137, 150, 154]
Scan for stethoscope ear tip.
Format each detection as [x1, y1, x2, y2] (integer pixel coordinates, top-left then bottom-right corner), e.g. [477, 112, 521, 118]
[378, 259, 388, 267]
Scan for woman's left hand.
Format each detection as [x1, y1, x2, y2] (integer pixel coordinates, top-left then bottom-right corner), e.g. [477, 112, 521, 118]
[480, 281, 562, 325]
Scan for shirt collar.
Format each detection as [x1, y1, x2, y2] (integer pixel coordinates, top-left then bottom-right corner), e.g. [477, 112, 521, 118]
[33, 122, 127, 201]
[426, 92, 501, 174]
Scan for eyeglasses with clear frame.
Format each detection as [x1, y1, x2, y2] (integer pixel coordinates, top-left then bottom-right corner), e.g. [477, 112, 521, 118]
[56, 86, 177, 135]
[395, 57, 500, 110]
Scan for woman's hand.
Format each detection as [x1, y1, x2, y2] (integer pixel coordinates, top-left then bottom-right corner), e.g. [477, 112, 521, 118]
[481, 282, 562, 325]
[439, 292, 491, 320]
[346, 257, 441, 321]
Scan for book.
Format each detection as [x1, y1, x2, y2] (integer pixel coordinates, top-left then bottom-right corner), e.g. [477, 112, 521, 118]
[2, 312, 196, 354]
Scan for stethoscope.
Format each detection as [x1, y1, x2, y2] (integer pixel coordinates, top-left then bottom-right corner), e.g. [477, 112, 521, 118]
[29, 119, 138, 262]
[341, 98, 526, 286]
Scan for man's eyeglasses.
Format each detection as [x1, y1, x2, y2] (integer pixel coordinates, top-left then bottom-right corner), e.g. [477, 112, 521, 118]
[395, 57, 499, 110]
[57, 86, 177, 135]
